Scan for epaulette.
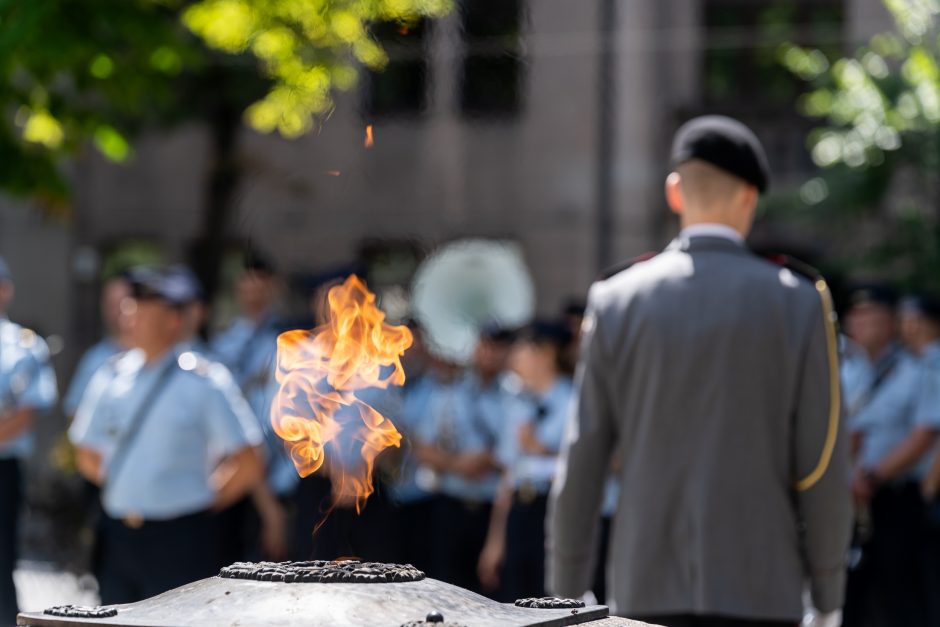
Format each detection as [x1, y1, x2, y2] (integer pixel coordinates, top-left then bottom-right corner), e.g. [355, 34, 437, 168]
[763, 253, 825, 285]
[598, 252, 658, 281]
[18, 327, 36, 348]
[177, 350, 213, 377]
[764, 253, 840, 493]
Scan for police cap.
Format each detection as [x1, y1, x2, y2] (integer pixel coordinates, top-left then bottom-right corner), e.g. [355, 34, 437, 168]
[848, 284, 898, 311]
[165, 265, 206, 303]
[516, 320, 572, 349]
[900, 294, 940, 324]
[128, 266, 200, 308]
[479, 321, 517, 345]
[671, 115, 770, 194]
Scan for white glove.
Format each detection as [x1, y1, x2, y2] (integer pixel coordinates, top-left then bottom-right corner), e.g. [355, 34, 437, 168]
[802, 609, 842, 627]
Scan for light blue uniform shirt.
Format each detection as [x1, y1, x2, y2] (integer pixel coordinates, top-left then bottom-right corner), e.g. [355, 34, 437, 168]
[840, 336, 874, 419]
[424, 373, 509, 503]
[498, 377, 574, 493]
[69, 345, 263, 520]
[911, 342, 940, 471]
[0, 319, 57, 459]
[601, 478, 619, 518]
[63, 337, 123, 417]
[390, 374, 441, 505]
[211, 316, 296, 495]
[851, 347, 930, 477]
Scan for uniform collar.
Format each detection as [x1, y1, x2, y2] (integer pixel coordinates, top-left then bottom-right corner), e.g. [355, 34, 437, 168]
[666, 232, 749, 255]
[922, 340, 940, 363]
[679, 223, 745, 244]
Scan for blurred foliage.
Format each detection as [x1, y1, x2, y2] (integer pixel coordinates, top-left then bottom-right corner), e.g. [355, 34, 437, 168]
[181, 0, 450, 136]
[705, 2, 843, 105]
[780, 1, 940, 169]
[780, 0, 940, 291]
[0, 0, 451, 205]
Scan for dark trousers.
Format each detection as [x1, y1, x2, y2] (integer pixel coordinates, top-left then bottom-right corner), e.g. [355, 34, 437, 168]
[96, 510, 219, 605]
[923, 501, 940, 627]
[429, 495, 492, 593]
[843, 481, 927, 627]
[592, 516, 612, 603]
[390, 498, 435, 574]
[0, 460, 20, 625]
[631, 616, 797, 627]
[501, 492, 549, 602]
[292, 474, 397, 563]
[216, 496, 257, 565]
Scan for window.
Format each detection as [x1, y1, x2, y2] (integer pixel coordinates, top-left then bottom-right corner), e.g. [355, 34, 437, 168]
[364, 19, 430, 117]
[703, 0, 843, 104]
[459, 0, 525, 118]
[697, 0, 844, 178]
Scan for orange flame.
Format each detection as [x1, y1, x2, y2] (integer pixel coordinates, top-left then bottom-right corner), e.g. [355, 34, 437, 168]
[364, 124, 374, 149]
[271, 275, 412, 513]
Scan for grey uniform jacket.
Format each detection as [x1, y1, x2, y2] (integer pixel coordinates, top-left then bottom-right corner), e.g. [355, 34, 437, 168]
[547, 235, 851, 621]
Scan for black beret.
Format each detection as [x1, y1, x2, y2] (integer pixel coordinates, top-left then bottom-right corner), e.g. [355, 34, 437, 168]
[900, 294, 940, 323]
[848, 283, 898, 310]
[671, 115, 770, 194]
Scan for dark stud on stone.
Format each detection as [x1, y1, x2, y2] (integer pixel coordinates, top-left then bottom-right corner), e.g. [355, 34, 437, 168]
[426, 610, 444, 623]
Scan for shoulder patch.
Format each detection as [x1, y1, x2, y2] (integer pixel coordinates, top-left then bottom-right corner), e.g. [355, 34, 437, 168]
[598, 252, 658, 281]
[18, 328, 36, 348]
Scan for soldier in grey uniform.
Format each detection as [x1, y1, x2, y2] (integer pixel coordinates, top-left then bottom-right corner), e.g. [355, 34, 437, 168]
[69, 267, 264, 604]
[547, 116, 852, 627]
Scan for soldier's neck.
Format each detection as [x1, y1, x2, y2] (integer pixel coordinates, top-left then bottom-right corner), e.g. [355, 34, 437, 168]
[680, 207, 751, 238]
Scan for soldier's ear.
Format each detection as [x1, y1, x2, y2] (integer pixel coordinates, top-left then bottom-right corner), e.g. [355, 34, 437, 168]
[738, 182, 759, 213]
[665, 172, 684, 215]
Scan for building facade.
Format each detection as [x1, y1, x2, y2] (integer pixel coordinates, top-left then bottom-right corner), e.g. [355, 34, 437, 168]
[1, 0, 894, 375]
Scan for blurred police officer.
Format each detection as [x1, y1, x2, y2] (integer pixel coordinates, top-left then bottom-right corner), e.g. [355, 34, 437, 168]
[478, 321, 573, 601]
[913, 296, 940, 627]
[548, 116, 851, 626]
[210, 255, 280, 420]
[386, 322, 443, 573]
[69, 267, 263, 604]
[166, 265, 210, 355]
[415, 325, 514, 592]
[63, 273, 132, 420]
[843, 289, 938, 627]
[0, 258, 57, 624]
[841, 286, 900, 429]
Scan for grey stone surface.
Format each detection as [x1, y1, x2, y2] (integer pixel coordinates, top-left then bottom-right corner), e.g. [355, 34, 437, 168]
[18, 576, 609, 627]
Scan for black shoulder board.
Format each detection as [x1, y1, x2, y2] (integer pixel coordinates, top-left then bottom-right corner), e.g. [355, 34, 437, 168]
[598, 252, 658, 281]
[762, 253, 824, 283]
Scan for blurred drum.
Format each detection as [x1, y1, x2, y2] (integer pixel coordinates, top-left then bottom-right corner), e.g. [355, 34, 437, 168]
[411, 239, 535, 365]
